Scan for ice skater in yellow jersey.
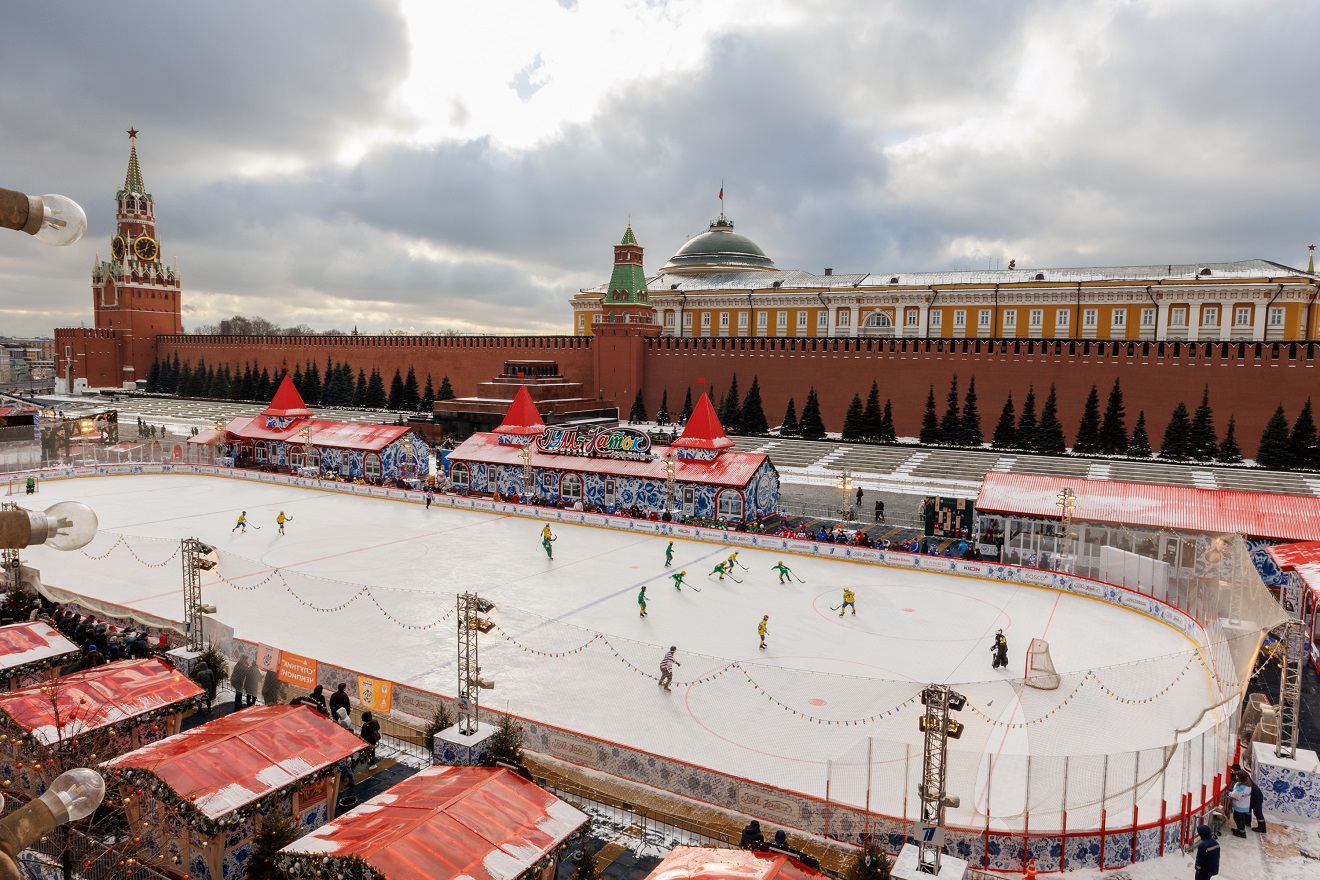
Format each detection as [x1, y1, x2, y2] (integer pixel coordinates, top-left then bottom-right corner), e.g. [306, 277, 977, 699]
[838, 589, 856, 616]
[276, 511, 291, 535]
[727, 551, 746, 571]
[232, 511, 247, 533]
[541, 524, 553, 541]
[757, 615, 769, 649]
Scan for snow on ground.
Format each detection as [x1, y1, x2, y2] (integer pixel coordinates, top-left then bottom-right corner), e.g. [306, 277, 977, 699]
[25, 473, 1217, 826]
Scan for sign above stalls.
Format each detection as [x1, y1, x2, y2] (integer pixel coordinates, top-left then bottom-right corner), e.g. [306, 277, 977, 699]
[535, 426, 654, 462]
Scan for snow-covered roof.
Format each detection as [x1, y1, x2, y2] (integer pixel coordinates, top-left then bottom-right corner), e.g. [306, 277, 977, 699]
[223, 415, 411, 452]
[976, 472, 1320, 542]
[0, 622, 80, 673]
[280, 766, 588, 880]
[1267, 541, 1320, 600]
[104, 704, 366, 820]
[0, 658, 202, 746]
[449, 433, 769, 487]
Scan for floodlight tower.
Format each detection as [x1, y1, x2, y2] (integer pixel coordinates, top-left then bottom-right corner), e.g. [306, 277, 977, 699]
[457, 593, 480, 734]
[1276, 618, 1306, 760]
[916, 684, 965, 875]
[837, 470, 854, 521]
[182, 539, 217, 651]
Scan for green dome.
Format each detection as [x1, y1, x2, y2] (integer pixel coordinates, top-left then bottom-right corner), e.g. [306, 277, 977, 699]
[661, 217, 774, 273]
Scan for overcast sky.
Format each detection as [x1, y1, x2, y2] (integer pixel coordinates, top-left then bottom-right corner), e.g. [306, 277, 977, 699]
[2, 0, 1317, 338]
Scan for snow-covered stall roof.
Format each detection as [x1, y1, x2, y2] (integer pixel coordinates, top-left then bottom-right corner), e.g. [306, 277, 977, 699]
[222, 415, 410, 452]
[449, 433, 768, 487]
[280, 766, 588, 880]
[644, 847, 827, 880]
[1268, 541, 1320, 600]
[0, 622, 80, 674]
[103, 704, 366, 820]
[0, 658, 202, 746]
[975, 472, 1320, 542]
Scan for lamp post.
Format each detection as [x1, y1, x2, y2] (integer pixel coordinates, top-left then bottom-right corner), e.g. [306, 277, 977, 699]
[519, 444, 533, 499]
[300, 425, 312, 473]
[213, 420, 226, 466]
[836, 470, 854, 521]
[662, 452, 677, 510]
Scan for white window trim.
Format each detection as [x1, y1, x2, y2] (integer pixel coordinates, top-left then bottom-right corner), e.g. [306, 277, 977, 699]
[1234, 307, 1251, 326]
[1056, 310, 1070, 327]
[978, 309, 991, 327]
[953, 310, 966, 327]
[1269, 307, 1285, 326]
[1029, 309, 1043, 327]
[1111, 309, 1126, 326]
[906, 309, 919, 326]
[818, 311, 828, 328]
[796, 311, 808, 327]
[1141, 308, 1156, 326]
[561, 473, 582, 501]
[1002, 309, 1017, 328]
[837, 310, 850, 326]
[929, 311, 942, 327]
[451, 463, 469, 487]
[777, 311, 788, 327]
[1170, 307, 1187, 327]
[1083, 309, 1098, 327]
[757, 311, 768, 327]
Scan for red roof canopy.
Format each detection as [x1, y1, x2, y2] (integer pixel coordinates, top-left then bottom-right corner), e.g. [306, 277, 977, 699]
[282, 766, 588, 880]
[975, 472, 1320, 542]
[1268, 541, 1320, 600]
[449, 432, 768, 487]
[222, 415, 411, 452]
[104, 704, 366, 819]
[645, 847, 827, 880]
[0, 622, 80, 672]
[0, 658, 201, 746]
[494, 386, 547, 436]
[262, 375, 313, 419]
[672, 393, 734, 451]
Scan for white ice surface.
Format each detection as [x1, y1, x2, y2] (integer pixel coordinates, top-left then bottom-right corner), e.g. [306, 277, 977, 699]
[25, 474, 1217, 826]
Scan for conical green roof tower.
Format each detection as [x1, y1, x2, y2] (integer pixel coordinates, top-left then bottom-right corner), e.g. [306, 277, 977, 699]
[607, 223, 649, 304]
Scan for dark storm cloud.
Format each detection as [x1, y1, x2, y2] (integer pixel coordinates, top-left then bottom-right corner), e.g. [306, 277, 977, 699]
[4, 0, 1320, 339]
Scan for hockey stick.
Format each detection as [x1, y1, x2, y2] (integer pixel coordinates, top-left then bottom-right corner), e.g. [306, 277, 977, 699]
[792, 573, 807, 584]
[248, 524, 262, 530]
[726, 573, 743, 584]
[830, 604, 843, 611]
[682, 580, 701, 593]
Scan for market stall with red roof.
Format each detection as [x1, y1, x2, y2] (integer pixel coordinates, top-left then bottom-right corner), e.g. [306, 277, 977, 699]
[279, 765, 589, 880]
[446, 388, 779, 522]
[0, 620, 80, 691]
[217, 376, 430, 482]
[643, 846, 827, 880]
[1268, 541, 1320, 673]
[103, 703, 367, 880]
[0, 657, 202, 800]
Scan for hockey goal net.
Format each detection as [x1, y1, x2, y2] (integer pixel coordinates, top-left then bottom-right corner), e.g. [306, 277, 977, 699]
[1024, 638, 1061, 690]
[5, 476, 38, 496]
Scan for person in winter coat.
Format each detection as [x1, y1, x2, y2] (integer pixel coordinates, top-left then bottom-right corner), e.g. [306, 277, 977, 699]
[738, 820, 763, 849]
[192, 663, 215, 713]
[329, 683, 352, 721]
[128, 634, 151, 659]
[1230, 763, 1267, 833]
[309, 684, 329, 716]
[772, 829, 788, 848]
[82, 644, 107, 669]
[1194, 823, 1220, 879]
[230, 656, 251, 711]
[243, 661, 263, 708]
[1228, 773, 1252, 837]
[360, 711, 382, 769]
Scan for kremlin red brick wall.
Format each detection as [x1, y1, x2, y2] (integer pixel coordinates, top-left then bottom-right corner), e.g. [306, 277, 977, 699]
[640, 337, 1318, 457]
[157, 332, 1317, 457]
[157, 334, 596, 395]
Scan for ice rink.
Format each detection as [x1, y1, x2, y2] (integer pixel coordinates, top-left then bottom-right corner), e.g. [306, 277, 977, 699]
[23, 473, 1216, 820]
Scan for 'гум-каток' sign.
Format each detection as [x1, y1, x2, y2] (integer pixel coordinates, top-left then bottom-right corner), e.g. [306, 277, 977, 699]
[535, 426, 654, 462]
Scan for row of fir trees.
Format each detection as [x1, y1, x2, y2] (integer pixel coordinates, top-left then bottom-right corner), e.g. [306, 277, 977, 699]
[145, 354, 455, 412]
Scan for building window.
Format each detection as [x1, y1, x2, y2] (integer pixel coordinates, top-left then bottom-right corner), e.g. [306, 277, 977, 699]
[577, 315, 585, 330]
[716, 489, 744, 521]
[1083, 309, 1097, 327]
[1112, 308, 1126, 327]
[719, 312, 729, 329]
[364, 454, 381, 480]
[797, 311, 808, 328]
[906, 309, 919, 326]
[953, 309, 966, 327]
[818, 311, 828, 328]
[1235, 306, 1251, 326]
[682, 312, 693, 329]
[701, 313, 711, 329]
[561, 473, 582, 501]
[1269, 306, 1285, 326]
[306, 448, 320, 470]
[1202, 306, 1219, 326]
[1171, 307, 1187, 327]
[837, 310, 850, 327]
[1056, 310, 1070, 327]
[592, 314, 601, 324]
[255, 443, 267, 463]
[978, 309, 991, 327]
[450, 463, 469, 488]
[1002, 309, 1016, 328]
[863, 311, 892, 327]
[777, 311, 788, 328]
[664, 312, 675, 326]
[758, 311, 768, 328]
[1029, 309, 1043, 327]
[1141, 307, 1156, 326]
[929, 310, 942, 328]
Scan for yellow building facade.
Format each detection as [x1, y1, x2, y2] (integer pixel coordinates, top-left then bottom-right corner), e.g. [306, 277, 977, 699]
[572, 218, 1320, 342]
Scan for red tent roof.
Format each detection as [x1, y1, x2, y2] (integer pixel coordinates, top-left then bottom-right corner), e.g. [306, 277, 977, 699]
[976, 472, 1320, 542]
[1268, 541, 1320, 600]
[261, 375, 314, 419]
[281, 766, 588, 880]
[222, 416, 411, 452]
[104, 704, 366, 820]
[0, 622, 80, 673]
[0, 658, 201, 746]
[672, 393, 734, 451]
[645, 847, 827, 880]
[494, 386, 547, 436]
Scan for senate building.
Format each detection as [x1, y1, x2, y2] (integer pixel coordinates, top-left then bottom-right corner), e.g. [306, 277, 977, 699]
[571, 213, 1320, 342]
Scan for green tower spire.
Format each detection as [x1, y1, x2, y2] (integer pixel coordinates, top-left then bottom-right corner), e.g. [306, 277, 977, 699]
[607, 223, 649, 303]
[123, 129, 146, 195]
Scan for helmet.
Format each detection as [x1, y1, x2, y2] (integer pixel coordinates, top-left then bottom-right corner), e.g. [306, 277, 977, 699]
[681, 570, 686, 575]
[763, 615, 769, 620]
[996, 628, 1003, 635]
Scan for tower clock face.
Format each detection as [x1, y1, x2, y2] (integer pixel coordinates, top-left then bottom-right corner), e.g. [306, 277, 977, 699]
[133, 236, 159, 261]
[111, 235, 126, 260]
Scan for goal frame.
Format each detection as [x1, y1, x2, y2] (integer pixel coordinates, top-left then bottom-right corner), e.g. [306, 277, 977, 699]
[5, 476, 38, 496]
[1024, 637, 1061, 690]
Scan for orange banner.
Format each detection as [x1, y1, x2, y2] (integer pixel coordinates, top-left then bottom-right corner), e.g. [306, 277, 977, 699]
[277, 650, 317, 688]
[357, 676, 393, 713]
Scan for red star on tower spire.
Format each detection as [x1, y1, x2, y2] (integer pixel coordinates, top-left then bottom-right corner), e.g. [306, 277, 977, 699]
[126, 127, 139, 140]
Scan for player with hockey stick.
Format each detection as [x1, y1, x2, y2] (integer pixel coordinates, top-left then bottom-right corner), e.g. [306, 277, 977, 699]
[727, 551, 747, 570]
[542, 530, 556, 559]
[232, 511, 248, 533]
[710, 561, 730, 581]
[771, 561, 793, 584]
[835, 589, 856, 616]
[757, 614, 769, 649]
[990, 629, 1008, 669]
[665, 541, 674, 567]
[277, 511, 292, 535]
[671, 570, 691, 591]
[638, 586, 648, 617]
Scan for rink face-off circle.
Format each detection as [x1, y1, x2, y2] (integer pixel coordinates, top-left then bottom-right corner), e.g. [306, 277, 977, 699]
[28, 473, 1217, 825]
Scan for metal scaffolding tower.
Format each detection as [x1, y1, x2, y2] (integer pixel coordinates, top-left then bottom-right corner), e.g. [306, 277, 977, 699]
[1276, 618, 1305, 760]
[182, 539, 216, 651]
[917, 684, 965, 876]
[457, 592, 481, 735]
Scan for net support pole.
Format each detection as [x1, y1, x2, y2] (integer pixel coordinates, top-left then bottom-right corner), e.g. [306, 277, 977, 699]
[457, 592, 480, 735]
[1276, 618, 1305, 760]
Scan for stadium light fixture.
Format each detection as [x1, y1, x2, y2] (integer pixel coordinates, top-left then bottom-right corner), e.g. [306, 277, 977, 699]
[0, 187, 87, 246]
